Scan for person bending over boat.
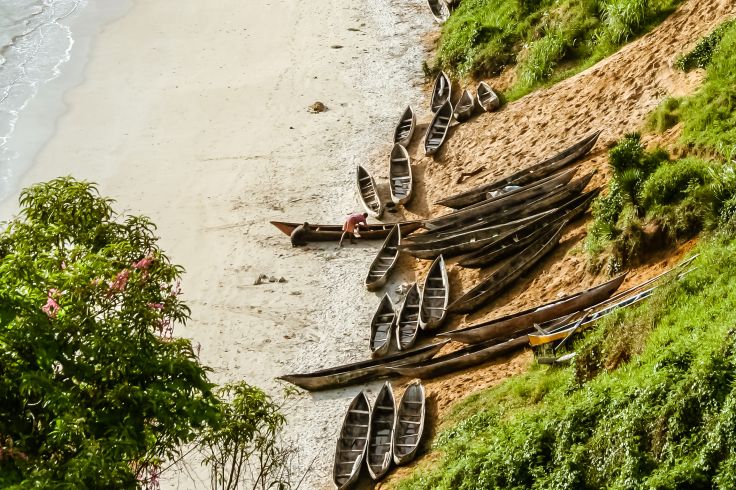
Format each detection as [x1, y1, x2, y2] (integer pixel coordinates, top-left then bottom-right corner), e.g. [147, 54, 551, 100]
[339, 212, 368, 247]
[290, 222, 311, 247]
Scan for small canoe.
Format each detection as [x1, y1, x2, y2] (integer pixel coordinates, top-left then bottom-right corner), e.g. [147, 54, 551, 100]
[448, 220, 566, 314]
[365, 225, 401, 291]
[396, 283, 421, 350]
[389, 144, 413, 205]
[370, 294, 398, 358]
[366, 382, 396, 481]
[454, 89, 475, 122]
[424, 100, 453, 156]
[476, 81, 500, 112]
[357, 165, 383, 218]
[430, 71, 452, 113]
[333, 391, 371, 490]
[427, 0, 450, 23]
[393, 106, 416, 147]
[270, 220, 422, 242]
[277, 340, 448, 391]
[419, 255, 449, 331]
[437, 130, 602, 209]
[392, 381, 426, 465]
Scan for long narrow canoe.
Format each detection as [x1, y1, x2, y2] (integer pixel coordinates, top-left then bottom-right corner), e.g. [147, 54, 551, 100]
[439, 274, 626, 344]
[437, 130, 602, 209]
[365, 225, 401, 291]
[454, 89, 475, 122]
[427, 0, 450, 23]
[277, 340, 448, 391]
[270, 220, 422, 242]
[419, 255, 449, 330]
[389, 144, 413, 205]
[393, 106, 416, 147]
[333, 391, 371, 490]
[388, 335, 528, 379]
[357, 165, 383, 218]
[448, 220, 566, 314]
[430, 71, 452, 112]
[392, 381, 426, 465]
[425, 100, 453, 156]
[367, 382, 396, 481]
[370, 295, 397, 358]
[396, 283, 421, 351]
[476, 81, 500, 112]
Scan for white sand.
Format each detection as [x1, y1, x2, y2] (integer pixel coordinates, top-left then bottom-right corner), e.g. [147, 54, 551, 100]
[0, 0, 431, 487]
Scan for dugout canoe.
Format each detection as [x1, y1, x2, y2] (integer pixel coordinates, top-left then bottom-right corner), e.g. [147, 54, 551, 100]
[270, 220, 422, 242]
[357, 165, 383, 218]
[430, 71, 452, 112]
[427, 0, 450, 23]
[476, 81, 500, 112]
[448, 220, 566, 314]
[425, 100, 453, 156]
[333, 391, 371, 490]
[392, 381, 426, 465]
[277, 341, 449, 391]
[396, 283, 421, 351]
[366, 382, 396, 481]
[370, 294, 398, 358]
[454, 89, 475, 122]
[389, 144, 413, 205]
[418, 255, 450, 331]
[365, 225, 401, 291]
[437, 130, 601, 209]
[393, 106, 416, 147]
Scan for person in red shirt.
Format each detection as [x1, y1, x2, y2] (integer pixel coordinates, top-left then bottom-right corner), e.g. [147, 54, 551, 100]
[339, 212, 368, 247]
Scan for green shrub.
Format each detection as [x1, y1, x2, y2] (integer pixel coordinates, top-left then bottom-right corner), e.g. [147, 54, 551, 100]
[675, 19, 735, 71]
[639, 158, 715, 208]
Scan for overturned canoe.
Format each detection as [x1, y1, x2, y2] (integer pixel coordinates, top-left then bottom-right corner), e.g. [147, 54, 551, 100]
[476, 81, 500, 112]
[367, 382, 396, 481]
[370, 294, 398, 358]
[393, 106, 416, 147]
[425, 100, 453, 156]
[430, 71, 452, 112]
[419, 255, 449, 331]
[357, 165, 383, 218]
[396, 283, 421, 351]
[437, 130, 602, 209]
[389, 144, 413, 205]
[270, 220, 422, 242]
[277, 341, 448, 391]
[454, 89, 475, 122]
[333, 391, 371, 490]
[427, 0, 450, 23]
[392, 381, 426, 465]
[365, 225, 401, 291]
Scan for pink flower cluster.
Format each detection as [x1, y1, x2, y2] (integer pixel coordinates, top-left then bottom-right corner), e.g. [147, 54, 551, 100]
[133, 255, 154, 270]
[109, 269, 130, 293]
[41, 289, 61, 318]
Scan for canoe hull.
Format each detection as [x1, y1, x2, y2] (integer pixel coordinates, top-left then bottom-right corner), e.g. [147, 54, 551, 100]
[270, 221, 422, 242]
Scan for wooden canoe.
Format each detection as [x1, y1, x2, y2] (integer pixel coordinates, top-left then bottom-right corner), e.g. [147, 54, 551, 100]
[389, 144, 413, 205]
[454, 89, 475, 122]
[277, 341, 448, 391]
[392, 381, 426, 465]
[437, 130, 601, 209]
[333, 390, 371, 490]
[396, 283, 421, 351]
[365, 225, 401, 291]
[393, 106, 416, 147]
[439, 274, 626, 344]
[427, 0, 450, 23]
[448, 220, 566, 314]
[367, 382, 396, 481]
[419, 255, 449, 331]
[370, 294, 398, 358]
[388, 335, 528, 379]
[430, 71, 452, 112]
[425, 100, 453, 156]
[270, 220, 422, 242]
[476, 81, 500, 112]
[357, 165, 383, 218]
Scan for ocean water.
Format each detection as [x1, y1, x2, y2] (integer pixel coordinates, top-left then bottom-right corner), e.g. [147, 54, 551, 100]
[0, 0, 85, 202]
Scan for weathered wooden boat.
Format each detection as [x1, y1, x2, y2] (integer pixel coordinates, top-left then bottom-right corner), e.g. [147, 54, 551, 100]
[333, 390, 371, 490]
[388, 335, 528, 378]
[357, 165, 383, 218]
[392, 381, 426, 465]
[476, 81, 500, 112]
[393, 106, 416, 147]
[277, 340, 449, 391]
[389, 144, 413, 205]
[370, 294, 398, 358]
[365, 225, 401, 291]
[448, 220, 566, 314]
[367, 382, 396, 481]
[396, 283, 421, 351]
[425, 100, 453, 156]
[426, 0, 450, 23]
[454, 89, 475, 122]
[437, 130, 602, 209]
[418, 255, 449, 331]
[430, 71, 452, 112]
[439, 274, 627, 344]
[270, 220, 422, 242]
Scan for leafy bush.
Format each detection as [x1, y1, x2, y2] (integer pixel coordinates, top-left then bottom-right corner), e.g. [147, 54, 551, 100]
[639, 158, 714, 208]
[675, 19, 735, 71]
